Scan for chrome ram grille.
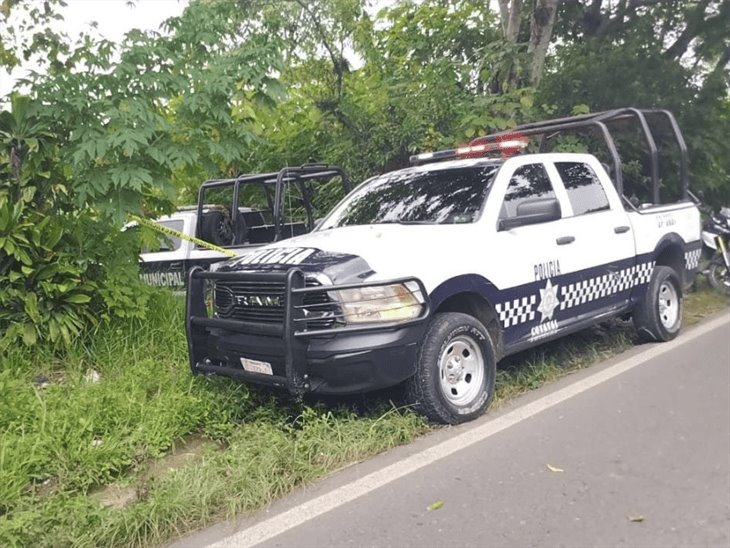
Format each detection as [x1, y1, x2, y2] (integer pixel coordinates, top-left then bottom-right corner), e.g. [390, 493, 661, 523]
[214, 278, 336, 329]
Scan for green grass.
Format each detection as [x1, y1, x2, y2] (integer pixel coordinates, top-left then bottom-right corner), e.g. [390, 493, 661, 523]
[0, 288, 726, 547]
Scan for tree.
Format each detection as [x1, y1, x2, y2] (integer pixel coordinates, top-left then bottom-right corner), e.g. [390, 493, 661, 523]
[496, 0, 561, 86]
[0, 0, 284, 346]
[243, 0, 535, 183]
[541, 0, 730, 205]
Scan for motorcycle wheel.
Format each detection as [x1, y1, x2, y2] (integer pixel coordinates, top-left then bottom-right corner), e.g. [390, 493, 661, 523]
[707, 255, 730, 295]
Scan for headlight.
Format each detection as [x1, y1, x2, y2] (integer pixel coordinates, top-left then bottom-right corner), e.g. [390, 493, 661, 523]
[329, 281, 425, 324]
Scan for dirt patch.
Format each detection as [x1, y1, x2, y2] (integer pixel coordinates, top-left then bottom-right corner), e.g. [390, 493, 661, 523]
[141, 435, 219, 482]
[92, 484, 137, 509]
[23, 476, 59, 499]
[90, 434, 220, 509]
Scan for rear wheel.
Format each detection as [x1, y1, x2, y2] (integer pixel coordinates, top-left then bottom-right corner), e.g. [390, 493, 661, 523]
[633, 265, 683, 342]
[707, 255, 730, 295]
[406, 312, 496, 424]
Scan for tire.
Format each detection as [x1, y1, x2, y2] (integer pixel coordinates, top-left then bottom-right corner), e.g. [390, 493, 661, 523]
[202, 211, 234, 247]
[707, 255, 730, 295]
[406, 312, 496, 425]
[633, 265, 683, 342]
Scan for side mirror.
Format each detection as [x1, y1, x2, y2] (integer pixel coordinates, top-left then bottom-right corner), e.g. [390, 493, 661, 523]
[499, 197, 561, 231]
[313, 217, 325, 230]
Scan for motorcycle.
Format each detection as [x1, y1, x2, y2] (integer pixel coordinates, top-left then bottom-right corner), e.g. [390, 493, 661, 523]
[700, 206, 730, 295]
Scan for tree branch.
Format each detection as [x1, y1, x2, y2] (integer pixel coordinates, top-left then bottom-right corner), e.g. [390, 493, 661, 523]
[292, 0, 346, 98]
[663, 0, 712, 59]
[588, 0, 603, 18]
[582, 0, 665, 38]
[594, 0, 627, 37]
[709, 44, 730, 85]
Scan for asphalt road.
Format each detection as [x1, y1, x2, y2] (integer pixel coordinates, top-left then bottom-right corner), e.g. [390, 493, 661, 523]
[175, 313, 730, 548]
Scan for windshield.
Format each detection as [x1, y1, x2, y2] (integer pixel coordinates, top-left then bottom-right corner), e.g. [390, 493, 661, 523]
[321, 164, 500, 228]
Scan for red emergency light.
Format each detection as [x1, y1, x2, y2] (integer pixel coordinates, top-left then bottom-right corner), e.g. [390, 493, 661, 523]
[410, 133, 529, 165]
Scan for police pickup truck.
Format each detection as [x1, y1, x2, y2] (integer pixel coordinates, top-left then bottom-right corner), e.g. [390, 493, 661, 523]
[136, 165, 351, 290]
[186, 109, 702, 424]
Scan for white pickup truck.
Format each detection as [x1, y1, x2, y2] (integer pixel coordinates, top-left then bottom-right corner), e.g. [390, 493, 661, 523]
[186, 109, 702, 424]
[136, 206, 236, 289]
[135, 165, 351, 290]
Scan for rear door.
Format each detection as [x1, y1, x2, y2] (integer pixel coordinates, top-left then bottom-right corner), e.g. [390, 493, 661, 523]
[545, 157, 637, 321]
[139, 217, 190, 290]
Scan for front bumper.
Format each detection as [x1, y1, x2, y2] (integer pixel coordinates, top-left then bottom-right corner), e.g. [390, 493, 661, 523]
[185, 267, 430, 395]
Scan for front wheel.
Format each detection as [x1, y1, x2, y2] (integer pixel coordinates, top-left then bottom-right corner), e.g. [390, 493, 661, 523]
[633, 265, 683, 342]
[406, 312, 496, 424]
[707, 255, 730, 295]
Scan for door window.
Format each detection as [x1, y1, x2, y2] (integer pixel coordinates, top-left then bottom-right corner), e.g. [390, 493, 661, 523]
[555, 162, 610, 215]
[142, 220, 184, 252]
[499, 163, 556, 220]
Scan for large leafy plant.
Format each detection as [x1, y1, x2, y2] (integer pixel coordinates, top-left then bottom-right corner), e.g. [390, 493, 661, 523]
[0, 0, 284, 348]
[0, 94, 102, 347]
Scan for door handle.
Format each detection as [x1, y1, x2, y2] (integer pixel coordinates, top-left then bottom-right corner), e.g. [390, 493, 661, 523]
[614, 225, 631, 234]
[556, 236, 575, 245]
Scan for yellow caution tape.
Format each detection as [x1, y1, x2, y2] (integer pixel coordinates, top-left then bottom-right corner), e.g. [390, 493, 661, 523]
[130, 214, 237, 257]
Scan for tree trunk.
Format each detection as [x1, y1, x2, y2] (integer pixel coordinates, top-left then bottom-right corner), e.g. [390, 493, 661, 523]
[496, 0, 510, 35]
[506, 0, 524, 43]
[527, 0, 560, 86]
[496, 0, 524, 43]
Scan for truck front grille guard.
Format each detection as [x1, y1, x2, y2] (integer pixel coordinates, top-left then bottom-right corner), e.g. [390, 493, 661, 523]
[185, 266, 431, 397]
[213, 277, 336, 329]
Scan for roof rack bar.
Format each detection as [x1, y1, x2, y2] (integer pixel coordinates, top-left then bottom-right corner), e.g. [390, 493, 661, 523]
[196, 164, 351, 246]
[273, 165, 352, 240]
[505, 110, 613, 131]
[411, 107, 688, 205]
[626, 108, 660, 204]
[200, 164, 349, 187]
[651, 109, 689, 200]
[594, 120, 623, 197]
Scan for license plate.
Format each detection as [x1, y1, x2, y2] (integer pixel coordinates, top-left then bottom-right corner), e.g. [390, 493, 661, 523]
[240, 357, 273, 375]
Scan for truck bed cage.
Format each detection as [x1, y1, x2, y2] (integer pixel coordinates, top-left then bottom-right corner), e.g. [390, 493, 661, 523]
[195, 164, 353, 245]
[413, 108, 690, 208]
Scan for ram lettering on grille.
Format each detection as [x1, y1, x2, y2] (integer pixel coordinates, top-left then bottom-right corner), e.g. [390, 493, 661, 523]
[214, 279, 336, 329]
[234, 294, 283, 307]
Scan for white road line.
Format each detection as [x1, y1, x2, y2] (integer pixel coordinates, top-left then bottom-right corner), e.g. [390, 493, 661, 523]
[208, 314, 730, 548]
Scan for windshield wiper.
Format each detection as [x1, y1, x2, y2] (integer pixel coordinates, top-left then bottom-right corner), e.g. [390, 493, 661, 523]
[328, 220, 437, 228]
[378, 219, 435, 225]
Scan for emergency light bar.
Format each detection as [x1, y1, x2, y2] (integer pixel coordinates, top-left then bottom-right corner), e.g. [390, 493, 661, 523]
[409, 137, 529, 165]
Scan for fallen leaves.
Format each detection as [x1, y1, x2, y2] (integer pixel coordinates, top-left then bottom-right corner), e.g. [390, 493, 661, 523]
[546, 463, 564, 473]
[427, 500, 445, 511]
[628, 514, 645, 523]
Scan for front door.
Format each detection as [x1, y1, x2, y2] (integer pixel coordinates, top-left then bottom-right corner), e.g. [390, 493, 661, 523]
[487, 160, 576, 348]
